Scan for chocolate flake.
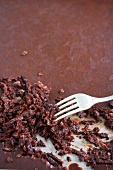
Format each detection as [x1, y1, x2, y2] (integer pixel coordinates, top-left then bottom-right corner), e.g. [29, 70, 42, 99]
[6, 157, 13, 162]
[38, 72, 43, 76]
[59, 88, 64, 94]
[21, 50, 28, 56]
[67, 156, 71, 162]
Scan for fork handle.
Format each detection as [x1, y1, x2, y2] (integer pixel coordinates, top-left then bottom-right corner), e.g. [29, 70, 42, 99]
[93, 95, 113, 104]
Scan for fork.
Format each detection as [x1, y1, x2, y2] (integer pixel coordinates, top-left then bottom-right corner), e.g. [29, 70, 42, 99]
[54, 93, 113, 121]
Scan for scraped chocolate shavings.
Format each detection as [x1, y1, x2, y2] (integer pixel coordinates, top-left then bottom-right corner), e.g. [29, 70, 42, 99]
[67, 156, 71, 162]
[55, 96, 63, 103]
[87, 144, 113, 167]
[105, 119, 113, 129]
[37, 140, 46, 147]
[85, 108, 101, 122]
[16, 154, 22, 158]
[109, 100, 113, 107]
[77, 111, 84, 118]
[2, 147, 13, 152]
[80, 120, 96, 125]
[47, 153, 63, 166]
[80, 127, 109, 147]
[1, 76, 113, 170]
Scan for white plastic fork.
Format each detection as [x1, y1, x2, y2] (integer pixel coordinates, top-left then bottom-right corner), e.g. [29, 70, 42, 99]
[54, 93, 113, 121]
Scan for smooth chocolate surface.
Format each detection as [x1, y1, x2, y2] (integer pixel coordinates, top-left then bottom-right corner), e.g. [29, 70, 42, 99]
[0, 144, 50, 170]
[0, 0, 113, 170]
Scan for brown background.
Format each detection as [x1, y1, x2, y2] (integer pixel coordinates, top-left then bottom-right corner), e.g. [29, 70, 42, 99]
[0, 0, 113, 169]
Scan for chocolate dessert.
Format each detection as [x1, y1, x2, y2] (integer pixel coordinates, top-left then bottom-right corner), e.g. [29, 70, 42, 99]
[0, 0, 113, 170]
[1, 76, 113, 170]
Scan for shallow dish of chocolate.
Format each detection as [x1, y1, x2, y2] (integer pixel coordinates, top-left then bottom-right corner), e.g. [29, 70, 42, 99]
[0, 76, 113, 170]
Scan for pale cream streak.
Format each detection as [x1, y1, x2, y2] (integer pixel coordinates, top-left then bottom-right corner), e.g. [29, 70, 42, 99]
[36, 134, 92, 170]
[36, 114, 113, 170]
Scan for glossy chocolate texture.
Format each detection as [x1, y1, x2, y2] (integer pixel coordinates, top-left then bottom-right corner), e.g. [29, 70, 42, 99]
[0, 0, 113, 170]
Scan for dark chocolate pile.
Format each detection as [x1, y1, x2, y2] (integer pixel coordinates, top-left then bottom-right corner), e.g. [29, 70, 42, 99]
[0, 76, 113, 170]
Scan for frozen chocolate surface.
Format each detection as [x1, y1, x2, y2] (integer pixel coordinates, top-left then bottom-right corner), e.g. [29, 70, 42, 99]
[0, 0, 113, 170]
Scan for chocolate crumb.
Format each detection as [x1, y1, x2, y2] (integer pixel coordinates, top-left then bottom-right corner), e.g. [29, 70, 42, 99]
[110, 100, 113, 107]
[16, 154, 22, 158]
[55, 96, 63, 103]
[21, 50, 28, 56]
[37, 140, 46, 147]
[59, 88, 64, 94]
[38, 72, 43, 76]
[80, 120, 96, 125]
[67, 156, 71, 162]
[6, 157, 13, 162]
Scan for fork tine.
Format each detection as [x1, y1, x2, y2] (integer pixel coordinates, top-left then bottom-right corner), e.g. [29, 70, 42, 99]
[59, 98, 78, 110]
[55, 108, 81, 121]
[56, 94, 75, 106]
[55, 103, 79, 117]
